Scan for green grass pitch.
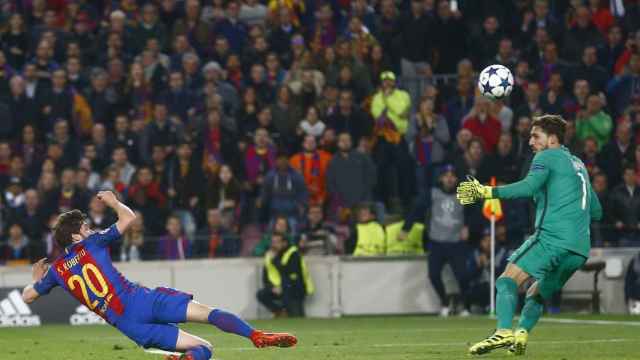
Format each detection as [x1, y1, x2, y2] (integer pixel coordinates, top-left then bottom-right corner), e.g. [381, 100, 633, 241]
[2, 315, 640, 359]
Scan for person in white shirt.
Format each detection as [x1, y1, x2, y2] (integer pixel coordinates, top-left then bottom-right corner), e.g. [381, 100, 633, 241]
[298, 105, 326, 138]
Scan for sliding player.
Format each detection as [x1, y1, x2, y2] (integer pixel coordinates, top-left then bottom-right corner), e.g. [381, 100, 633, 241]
[22, 191, 296, 360]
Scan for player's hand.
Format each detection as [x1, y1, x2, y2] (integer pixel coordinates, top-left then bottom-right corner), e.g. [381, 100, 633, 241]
[97, 191, 119, 207]
[32, 258, 49, 282]
[397, 230, 408, 241]
[272, 286, 282, 296]
[456, 175, 492, 205]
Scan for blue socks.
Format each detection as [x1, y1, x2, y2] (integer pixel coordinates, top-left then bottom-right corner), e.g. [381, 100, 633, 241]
[207, 309, 255, 338]
[496, 277, 518, 330]
[186, 345, 212, 360]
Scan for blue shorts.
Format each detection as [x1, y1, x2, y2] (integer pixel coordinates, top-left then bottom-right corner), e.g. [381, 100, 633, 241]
[115, 287, 193, 350]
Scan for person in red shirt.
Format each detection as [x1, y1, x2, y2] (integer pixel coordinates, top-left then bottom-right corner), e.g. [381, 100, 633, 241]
[462, 97, 502, 153]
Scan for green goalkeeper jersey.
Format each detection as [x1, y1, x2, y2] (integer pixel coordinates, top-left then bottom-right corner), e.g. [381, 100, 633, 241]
[493, 146, 603, 257]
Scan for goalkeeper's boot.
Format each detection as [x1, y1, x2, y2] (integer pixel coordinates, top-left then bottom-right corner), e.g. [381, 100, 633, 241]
[251, 330, 298, 348]
[507, 328, 528, 356]
[468, 329, 514, 356]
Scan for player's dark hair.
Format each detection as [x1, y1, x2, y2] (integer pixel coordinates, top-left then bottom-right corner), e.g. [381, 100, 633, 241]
[53, 210, 87, 248]
[531, 114, 567, 144]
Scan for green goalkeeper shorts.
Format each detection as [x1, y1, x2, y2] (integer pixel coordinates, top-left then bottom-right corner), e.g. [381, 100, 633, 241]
[508, 235, 587, 300]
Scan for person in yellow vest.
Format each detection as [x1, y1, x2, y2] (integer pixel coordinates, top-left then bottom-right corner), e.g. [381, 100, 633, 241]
[345, 203, 386, 256]
[257, 232, 314, 317]
[370, 71, 413, 210]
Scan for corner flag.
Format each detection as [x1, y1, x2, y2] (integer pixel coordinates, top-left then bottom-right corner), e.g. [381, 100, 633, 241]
[482, 177, 503, 221]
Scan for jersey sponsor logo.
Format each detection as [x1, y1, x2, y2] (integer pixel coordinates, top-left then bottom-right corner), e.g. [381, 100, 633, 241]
[99, 228, 110, 235]
[69, 305, 106, 326]
[0, 290, 41, 327]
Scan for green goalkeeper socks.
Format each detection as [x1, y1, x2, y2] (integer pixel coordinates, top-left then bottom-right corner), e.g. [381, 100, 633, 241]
[518, 295, 544, 332]
[496, 277, 518, 329]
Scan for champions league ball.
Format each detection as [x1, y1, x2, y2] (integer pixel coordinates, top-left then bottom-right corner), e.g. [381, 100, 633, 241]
[478, 64, 514, 100]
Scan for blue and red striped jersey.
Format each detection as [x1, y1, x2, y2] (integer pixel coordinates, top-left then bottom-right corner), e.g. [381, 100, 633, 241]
[33, 225, 138, 324]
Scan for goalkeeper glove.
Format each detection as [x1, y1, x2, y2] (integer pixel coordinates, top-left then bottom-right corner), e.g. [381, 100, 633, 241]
[456, 175, 493, 205]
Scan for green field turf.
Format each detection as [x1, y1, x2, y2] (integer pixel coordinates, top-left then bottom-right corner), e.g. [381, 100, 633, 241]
[2, 315, 640, 359]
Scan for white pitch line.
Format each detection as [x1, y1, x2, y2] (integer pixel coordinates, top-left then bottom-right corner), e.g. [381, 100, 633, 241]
[204, 338, 634, 352]
[540, 318, 640, 326]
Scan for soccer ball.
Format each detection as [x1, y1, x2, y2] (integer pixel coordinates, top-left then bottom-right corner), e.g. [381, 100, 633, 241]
[478, 64, 514, 100]
[629, 300, 640, 315]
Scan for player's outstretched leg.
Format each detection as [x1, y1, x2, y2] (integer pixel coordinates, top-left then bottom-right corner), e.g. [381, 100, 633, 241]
[166, 330, 214, 360]
[187, 301, 297, 348]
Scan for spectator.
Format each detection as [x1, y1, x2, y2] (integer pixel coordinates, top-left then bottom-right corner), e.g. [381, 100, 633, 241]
[253, 215, 296, 256]
[297, 204, 337, 255]
[158, 214, 191, 260]
[256, 232, 314, 317]
[298, 105, 326, 138]
[370, 71, 412, 208]
[258, 153, 308, 225]
[244, 128, 276, 195]
[609, 166, 640, 246]
[120, 211, 150, 261]
[483, 133, 520, 184]
[591, 172, 611, 247]
[289, 135, 332, 206]
[161, 70, 197, 124]
[453, 137, 489, 183]
[563, 5, 604, 63]
[576, 93, 612, 150]
[402, 165, 469, 316]
[625, 251, 640, 310]
[0, 223, 39, 263]
[463, 97, 502, 154]
[240, 0, 268, 26]
[204, 164, 243, 215]
[214, 1, 249, 54]
[194, 208, 240, 258]
[140, 102, 185, 164]
[327, 90, 372, 146]
[172, 0, 211, 54]
[133, 3, 168, 53]
[572, 46, 609, 93]
[111, 145, 136, 186]
[127, 166, 167, 235]
[167, 142, 202, 238]
[464, 229, 509, 313]
[4, 177, 25, 210]
[345, 203, 385, 256]
[9, 188, 46, 242]
[326, 133, 377, 220]
[48, 168, 91, 214]
[598, 117, 633, 187]
[607, 53, 640, 117]
[407, 97, 450, 193]
[514, 81, 543, 121]
[399, 0, 433, 77]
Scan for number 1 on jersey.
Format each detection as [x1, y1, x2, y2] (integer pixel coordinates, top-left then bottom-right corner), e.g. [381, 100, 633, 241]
[577, 172, 587, 210]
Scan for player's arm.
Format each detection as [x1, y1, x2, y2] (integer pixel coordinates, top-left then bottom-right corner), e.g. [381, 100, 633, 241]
[23, 258, 54, 304]
[97, 190, 136, 235]
[492, 152, 551, 199]
[457, 152, 550, 204]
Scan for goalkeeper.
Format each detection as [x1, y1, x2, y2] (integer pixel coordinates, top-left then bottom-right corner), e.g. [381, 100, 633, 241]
[457, 115, 602, 356]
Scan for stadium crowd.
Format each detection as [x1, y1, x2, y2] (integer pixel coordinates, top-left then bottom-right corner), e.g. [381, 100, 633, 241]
[0, 0, 638, 278]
